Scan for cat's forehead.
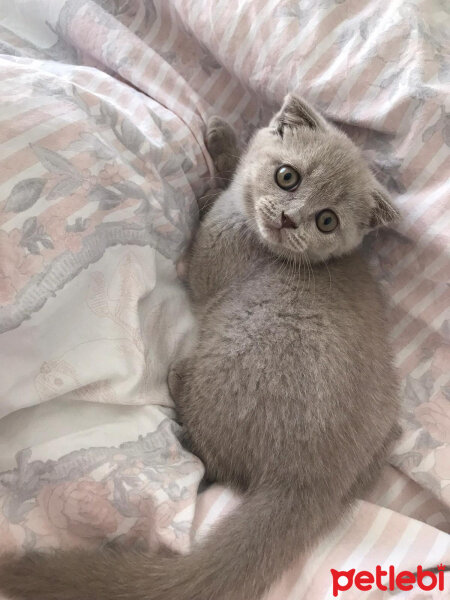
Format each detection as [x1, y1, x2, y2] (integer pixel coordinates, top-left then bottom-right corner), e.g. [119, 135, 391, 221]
[256, 126, 360, 164]
[254, 126, 366, 186]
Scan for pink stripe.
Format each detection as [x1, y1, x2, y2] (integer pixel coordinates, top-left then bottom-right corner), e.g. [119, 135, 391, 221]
[402, 134, 447, 183]
[394, 287, 449, 347]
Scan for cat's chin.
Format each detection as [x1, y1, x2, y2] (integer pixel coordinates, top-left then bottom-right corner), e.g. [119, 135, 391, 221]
[258, 231, 306, 262]
[259, 232, 345, 264]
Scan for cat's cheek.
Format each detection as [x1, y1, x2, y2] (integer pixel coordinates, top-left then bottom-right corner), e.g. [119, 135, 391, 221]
[308, 232, 344, 262]
[338, 230, 364, 257]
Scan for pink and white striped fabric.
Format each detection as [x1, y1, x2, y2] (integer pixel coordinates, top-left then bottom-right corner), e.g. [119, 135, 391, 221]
[0, 0, 449, 597]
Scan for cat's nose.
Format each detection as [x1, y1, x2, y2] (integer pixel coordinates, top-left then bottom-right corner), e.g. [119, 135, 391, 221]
[281, 211, 297, 229]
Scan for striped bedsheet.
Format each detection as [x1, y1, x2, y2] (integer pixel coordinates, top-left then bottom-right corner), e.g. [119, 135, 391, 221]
[0, 1, 448, 597]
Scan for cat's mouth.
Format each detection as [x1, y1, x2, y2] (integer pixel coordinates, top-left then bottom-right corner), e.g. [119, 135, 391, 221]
[258, 219, 282, 244]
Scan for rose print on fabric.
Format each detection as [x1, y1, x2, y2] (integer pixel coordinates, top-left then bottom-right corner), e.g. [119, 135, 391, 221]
[0, 76, 199, 331]
[0, 421, 203, 553]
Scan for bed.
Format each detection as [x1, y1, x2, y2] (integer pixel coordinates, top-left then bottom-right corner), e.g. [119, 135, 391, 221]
[0, 1, 449, 597]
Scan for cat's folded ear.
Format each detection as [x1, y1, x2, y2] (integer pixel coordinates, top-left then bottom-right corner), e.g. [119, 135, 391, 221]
[369, 181, 400, 229]
[270, 94, 329, 135]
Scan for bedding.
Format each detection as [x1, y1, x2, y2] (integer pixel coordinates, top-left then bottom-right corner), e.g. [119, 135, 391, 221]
[0, 0, 449, 598]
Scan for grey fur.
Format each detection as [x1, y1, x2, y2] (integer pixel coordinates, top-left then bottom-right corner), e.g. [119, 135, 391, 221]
[0, 95, 400, 600]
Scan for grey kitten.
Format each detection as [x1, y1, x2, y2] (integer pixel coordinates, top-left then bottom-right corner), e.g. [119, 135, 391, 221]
[0, 95, 401, 600]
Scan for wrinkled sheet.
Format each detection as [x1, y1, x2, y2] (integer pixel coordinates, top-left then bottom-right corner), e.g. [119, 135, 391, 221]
[0, 1, 449, 598]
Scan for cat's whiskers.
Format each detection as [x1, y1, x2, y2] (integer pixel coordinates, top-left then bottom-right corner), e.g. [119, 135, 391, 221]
[286, 256, 298, 293]
[197, 190, 224, 214]
[321, 258, 332, 292]
[295, 254, 306, 299]
[211, 176, 248, 189]
[305, 253, 316, 303]
[273, 253, 290, 285]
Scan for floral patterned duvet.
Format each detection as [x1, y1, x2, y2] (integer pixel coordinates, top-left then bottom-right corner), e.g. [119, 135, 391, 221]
[0, 1, 449, 598]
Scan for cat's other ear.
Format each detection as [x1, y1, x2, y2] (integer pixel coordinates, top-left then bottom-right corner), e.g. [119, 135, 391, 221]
[270, 94, 329, 135]
[369, 182, 400, 229]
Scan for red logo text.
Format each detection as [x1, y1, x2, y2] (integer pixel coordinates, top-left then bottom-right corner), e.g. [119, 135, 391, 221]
[331, 564, 446, 597]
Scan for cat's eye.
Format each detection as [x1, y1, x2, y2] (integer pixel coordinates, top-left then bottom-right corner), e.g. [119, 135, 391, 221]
[316, 209, 338, 233]
[275, 165, 301, 191]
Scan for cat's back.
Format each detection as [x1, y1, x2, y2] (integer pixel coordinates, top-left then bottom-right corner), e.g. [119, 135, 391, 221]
[186, 247, 397, 485]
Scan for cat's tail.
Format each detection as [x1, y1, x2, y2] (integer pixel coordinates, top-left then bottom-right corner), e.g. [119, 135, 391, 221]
[0, 484, 340, 600]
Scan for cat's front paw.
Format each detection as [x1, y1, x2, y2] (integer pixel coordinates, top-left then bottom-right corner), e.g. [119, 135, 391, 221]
[206, 116, 239, 184]
[167, 358, 191, 404]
